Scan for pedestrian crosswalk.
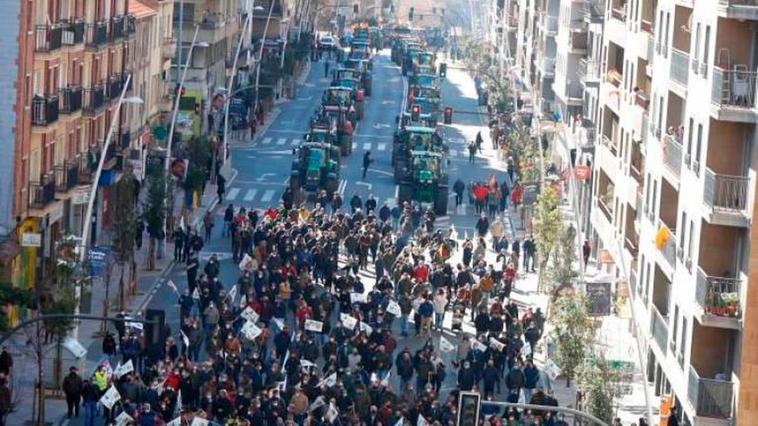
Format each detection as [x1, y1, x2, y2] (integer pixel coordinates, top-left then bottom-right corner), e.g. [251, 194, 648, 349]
[225, 187, 279, 205]
[255, 137, 478, 157]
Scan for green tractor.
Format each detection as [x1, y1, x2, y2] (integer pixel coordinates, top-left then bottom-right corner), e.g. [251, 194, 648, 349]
[392, 126, 446, 178]
[397, 151, 449, 215]
[290, 142, 341, 194]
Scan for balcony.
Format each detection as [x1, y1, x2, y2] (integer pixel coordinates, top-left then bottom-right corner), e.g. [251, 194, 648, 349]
[566, 83, 583, 104]
[711, 66, 757, 122]
[717, 0, 758, 20]
[79, 154, 94, 184]
[29, 174, 56, 210]
[540, 15, 559, 36]
[688, 366, 734, 420]
[60, 86, 83, 114]
[85, 21, 108, 49]
[611, 7, 627, 22]
[35, 24, 63, 53]
[640, 19, 654, 34]
[670, 48, 690, 88]
[597, 196, 613, 223]
[200, 12, 226, 29]
[650, 305, 669, 355]
[694, 267, 742, 329]
[601, 134, 619, 156]
[569, 32, 588, 53]
[31, 95, 60, 126]
[110, 15, 124, 41]
[118, 132, 131, 151]
[657, 221, 677, 270]
[634, 90, 650, 111]
[703, 168, 750, 225]
[106, 75, 124, 100]
[578, 58, 600, 85]
[62, 20, 85, 46]
[162, 37, 176, 60]
[661, 134, 683, 181]
[537, 57, 556, 77]
[53, 158, 80, 192]
[606, 69, 623, 88]
[83, 85, 106, 116]
[126, 15, 136, 36]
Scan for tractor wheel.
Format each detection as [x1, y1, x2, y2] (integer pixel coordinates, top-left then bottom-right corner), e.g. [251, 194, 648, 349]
[434, 185, 449, 216]
[398, 182, 413, 205]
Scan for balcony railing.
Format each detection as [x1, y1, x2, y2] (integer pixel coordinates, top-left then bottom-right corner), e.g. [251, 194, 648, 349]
[635, 91, 650, 110]
[711, 66, 757, 110]
[650, 306, 668, 354]
[567, 83, 583, 100]
[670, 48, 690, 87]
[695, 267, 742, 318]
[607, 69, 623, 87]
[662, 135, 683, 178]
[79, 154, 94, 184]
[106, 74, 124, 100]
[85, 21, 108, 48]
[630, 160, 643, 183]
[83, 85, 106, 115]
[578, 58, 600, 83]
[32, 95, 60, 126]
[601, 134, 619, 156]
[625, 236, 639, 257]
[200, 12, 226, 29]
[541, 15, 559, 34]
[35, 24, 63, 52]
[118, 132, 131, 151]
[640, 19, 653, 34]
[60, 86, 83, 114]
[110, 15, 124, 41]
[597, 197, 613, 223]
[30, 174, 56, 209]
[126, 15, 136, 35]
[539, 57, 556, 75]
[719, 0, 758, 6]
[704, 168, 749, 213]
[688, 366, 734, 419]
[62, 20, 85, 45]
[53, 158, 80, 192]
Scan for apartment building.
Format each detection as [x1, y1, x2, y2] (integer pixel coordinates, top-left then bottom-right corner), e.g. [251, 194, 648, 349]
[591, 0, 758, 424]
[395, 0, 444, 29]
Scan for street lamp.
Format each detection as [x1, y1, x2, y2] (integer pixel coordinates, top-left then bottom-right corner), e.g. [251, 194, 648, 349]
[76, 74, 143, 339]
[252, 0, 278, 123]
[219, 3, 265, 179]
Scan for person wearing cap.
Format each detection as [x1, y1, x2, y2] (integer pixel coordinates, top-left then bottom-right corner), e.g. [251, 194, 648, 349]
[62, 366, 83, 418]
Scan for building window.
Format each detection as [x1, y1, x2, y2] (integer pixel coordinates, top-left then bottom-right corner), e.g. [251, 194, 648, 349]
[702, 26, 711, 78]
[695, 123, 703, 174]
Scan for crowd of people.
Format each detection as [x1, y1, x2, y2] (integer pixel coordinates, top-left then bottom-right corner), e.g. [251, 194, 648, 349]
[54, 187, 577, 426]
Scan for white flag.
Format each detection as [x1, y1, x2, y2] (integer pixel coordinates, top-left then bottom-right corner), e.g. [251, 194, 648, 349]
[192, 288, 200, 299]
[305, 319, 324, 333]
[175, 390, 183, 415]
[99, 385, 121, 409]
[241, 321, 263, 340]
[386, 300, 402, 316]
[326, 403, 339, 422]
[166, 279, 179, 295]
[340, 313, 358, 330]
[489, 337, 505, 351]
[417, 415, 430, 426]
[241, 306, 260, 323]
[439, 336, 455, 353]
[238, 254, 254, 272]
[300, 359, 317, 369]
[359, 321, 373, 335]
[191, 417, 210, 426]
[115, 412, 133, 426]
[167, 417, 182, 426]
[350, 292, 367, 304]
[180, 330, 190, 348]
[318, 372, 337, 389]
[113, 360, 134, 378]
[308, 395, 326, 412]
[227, 285, 237, 303]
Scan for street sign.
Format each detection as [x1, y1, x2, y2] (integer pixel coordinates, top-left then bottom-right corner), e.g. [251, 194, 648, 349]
[88, 246, 111, 276]
[586, 282, 612, 316]
[456, 392, 481, 426]
[574, 165, 591, 181]
[20, 232, 42, 247]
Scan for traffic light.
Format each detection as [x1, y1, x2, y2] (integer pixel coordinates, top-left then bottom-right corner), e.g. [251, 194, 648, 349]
[439, 63, 447, 78]
[411, 104, 421, 121]
[444, 106, 453, 124]
[409, 7, 414, 20]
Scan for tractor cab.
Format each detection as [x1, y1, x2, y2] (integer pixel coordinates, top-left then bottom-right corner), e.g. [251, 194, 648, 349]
[290, 142, 341, 193]
[396, 150, 449, 215]
[322, 86, 354, 108]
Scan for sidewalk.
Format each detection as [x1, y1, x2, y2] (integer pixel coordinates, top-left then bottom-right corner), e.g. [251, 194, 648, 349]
[5, 181, 227, 426]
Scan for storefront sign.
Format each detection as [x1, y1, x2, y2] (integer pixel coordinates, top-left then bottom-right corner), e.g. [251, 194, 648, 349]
[72, 187, 91, 205]
[88, 246, 111, 275]
[586, 282, 612, 316]
[20, 233, 42, 247]
[574, 165, 591, 181]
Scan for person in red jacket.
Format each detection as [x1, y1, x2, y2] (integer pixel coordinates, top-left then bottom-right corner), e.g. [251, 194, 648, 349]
[412, 262, 429, 283]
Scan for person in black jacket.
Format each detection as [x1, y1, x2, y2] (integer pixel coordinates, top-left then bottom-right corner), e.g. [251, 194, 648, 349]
[457, 360, 476, 391]
[81, 379, 100, 426]
[62, 367, 83, 418]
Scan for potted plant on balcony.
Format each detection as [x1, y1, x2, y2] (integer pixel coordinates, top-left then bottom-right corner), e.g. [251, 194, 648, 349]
[722, 292, 740, 317]
[708, 288, 726, 316]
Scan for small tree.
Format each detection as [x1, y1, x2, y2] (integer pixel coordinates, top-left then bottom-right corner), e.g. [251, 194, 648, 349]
[576, 353, 623, 423]
[111, 168, 137, 311]
[144, 163, 167, 270]
[547, 224, 580, 298]
[549, 293, 594, 387]
[186, 135, 211, 201]
[533, 186, 561, 292]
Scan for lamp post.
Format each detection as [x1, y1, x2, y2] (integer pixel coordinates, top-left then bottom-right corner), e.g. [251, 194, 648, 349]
[219, 3, 265, 180]
[252, 0, 278, 121]
[76, 74, 143, 339]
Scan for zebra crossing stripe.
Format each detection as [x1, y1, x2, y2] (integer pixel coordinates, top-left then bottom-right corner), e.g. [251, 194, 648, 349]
[261, 189, 275, 202]
[243, 189, 258, 201]
[226, 188, 240, 201]
[352, 142, 357, 150]
[291, 139, 300, 145]
[363, 143, 371, 150]
[377, 143, 387, 151]
[276, 138, 287, 145]
[262, 137, 272, 144]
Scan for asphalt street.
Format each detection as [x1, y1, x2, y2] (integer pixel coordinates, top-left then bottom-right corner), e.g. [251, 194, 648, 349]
[61, 52, 530, 426]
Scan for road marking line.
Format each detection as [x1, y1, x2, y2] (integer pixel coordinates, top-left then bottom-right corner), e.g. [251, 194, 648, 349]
[291, 138, 300, 145]
[276, 138, 287, 145]
[226, 188, 240, 201]
[363, 143, 371, 150]
[352, 142, 357, 150]
[244, 189, 258, 201]
[262, 137, 273, 144]
[377, 143, 387, 151]
[261, 189, 275, 202]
